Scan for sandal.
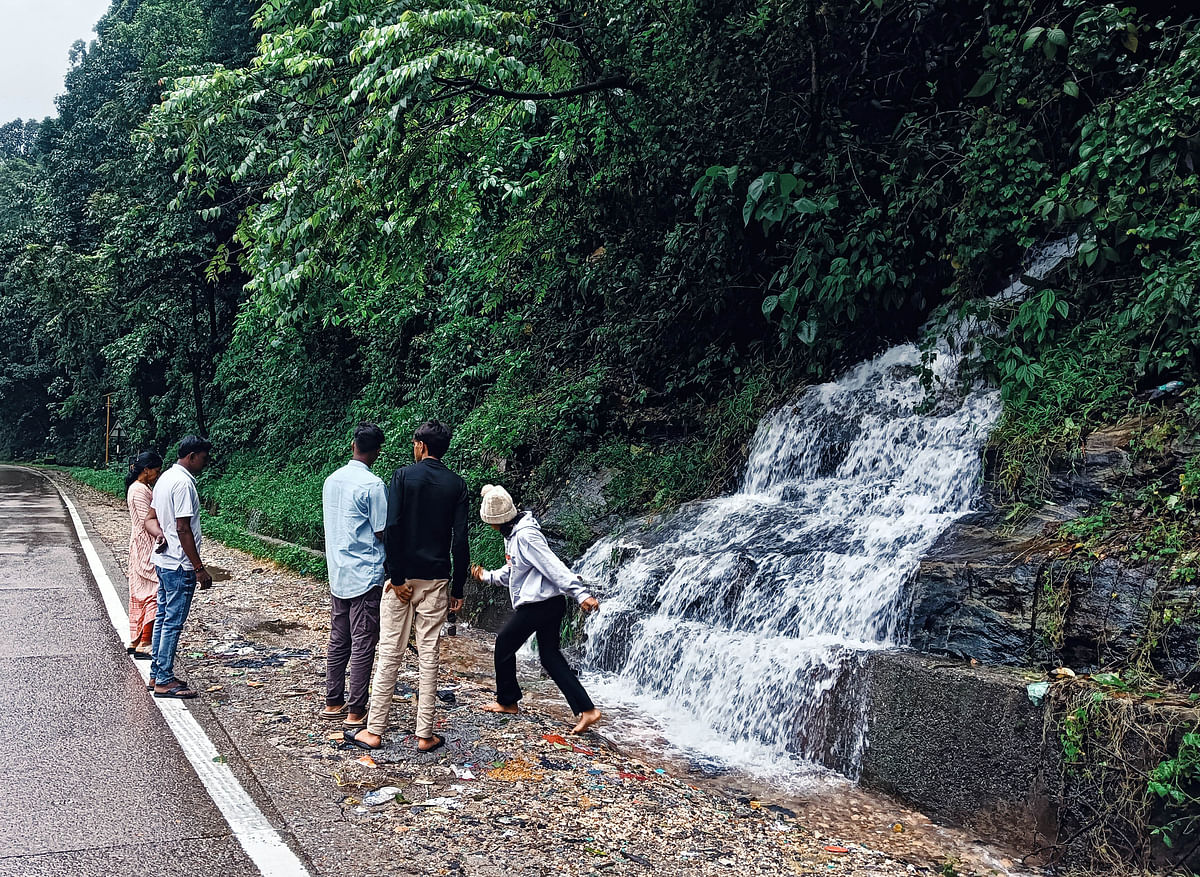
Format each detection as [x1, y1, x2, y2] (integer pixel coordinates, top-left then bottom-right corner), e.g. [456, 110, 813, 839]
[132, 651, 153, 661]
[154, 680, 199, 699]
[343, 729, 381, 751]
[319, 704, 348, 720]
[342, 716, 367, 730]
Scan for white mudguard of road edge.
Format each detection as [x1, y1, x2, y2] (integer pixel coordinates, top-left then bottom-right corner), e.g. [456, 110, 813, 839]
[35, 470, 313, 877]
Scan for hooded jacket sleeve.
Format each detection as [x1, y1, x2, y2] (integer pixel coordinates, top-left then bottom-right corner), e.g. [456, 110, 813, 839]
[520, 527, 593, 604]
[482, 562, 511, 588]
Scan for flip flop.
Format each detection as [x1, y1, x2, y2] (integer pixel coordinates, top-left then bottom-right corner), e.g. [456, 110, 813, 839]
[319, 705, 348, 720]
[343, 729, 380, 751]
[132, 651, 152, 661]
[154, 681, 199, 699]
[416, 734, 445, 754]
[342, 716, 367, 730]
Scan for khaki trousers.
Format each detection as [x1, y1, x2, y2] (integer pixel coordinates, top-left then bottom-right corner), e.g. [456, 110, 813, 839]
[366, 578, 448, 740]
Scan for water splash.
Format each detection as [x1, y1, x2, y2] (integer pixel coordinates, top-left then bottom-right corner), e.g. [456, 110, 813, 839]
[577, 240, 1076, 781]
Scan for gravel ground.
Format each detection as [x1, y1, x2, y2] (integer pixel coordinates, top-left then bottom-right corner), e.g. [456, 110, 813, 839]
[54, 472, 1040, 877]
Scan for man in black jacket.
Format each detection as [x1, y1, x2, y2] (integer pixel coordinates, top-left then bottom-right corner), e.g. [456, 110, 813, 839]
[347, 420, 469, 752]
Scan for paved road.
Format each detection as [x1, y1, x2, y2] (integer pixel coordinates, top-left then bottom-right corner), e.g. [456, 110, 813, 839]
[0, 466, 257, 876]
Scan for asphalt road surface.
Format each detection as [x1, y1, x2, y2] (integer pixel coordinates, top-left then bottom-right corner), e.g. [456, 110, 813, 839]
[0, 466, 259, 876]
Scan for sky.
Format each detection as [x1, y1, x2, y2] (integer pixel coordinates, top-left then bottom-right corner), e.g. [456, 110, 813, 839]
[0, 0, 114, 122]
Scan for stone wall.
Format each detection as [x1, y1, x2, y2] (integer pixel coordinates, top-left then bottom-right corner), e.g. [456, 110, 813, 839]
[859, 651, 1058, 853]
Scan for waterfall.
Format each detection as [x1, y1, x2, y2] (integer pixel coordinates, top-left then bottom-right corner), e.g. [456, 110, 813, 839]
[576, 241, 1075, 780]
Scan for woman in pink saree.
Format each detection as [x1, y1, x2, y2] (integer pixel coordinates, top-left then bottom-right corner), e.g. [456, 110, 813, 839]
[125, 451, 164, 658]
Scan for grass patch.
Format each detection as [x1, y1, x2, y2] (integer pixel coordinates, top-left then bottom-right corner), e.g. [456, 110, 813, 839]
[987, 331, 1131, 504]
[65, 466, 327, 579]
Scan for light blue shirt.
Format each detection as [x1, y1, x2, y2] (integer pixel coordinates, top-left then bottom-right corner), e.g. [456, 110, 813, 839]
[322, 460, 387, 599]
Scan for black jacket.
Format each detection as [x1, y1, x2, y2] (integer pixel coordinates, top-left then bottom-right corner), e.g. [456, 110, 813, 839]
[384, 458, 470, 597]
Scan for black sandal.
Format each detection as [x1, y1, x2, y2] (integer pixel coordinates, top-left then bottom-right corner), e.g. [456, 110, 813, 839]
[343, 729, 381, 751]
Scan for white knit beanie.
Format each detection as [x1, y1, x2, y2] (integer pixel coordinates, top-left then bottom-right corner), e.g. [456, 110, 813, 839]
[480, 484, 519, 524]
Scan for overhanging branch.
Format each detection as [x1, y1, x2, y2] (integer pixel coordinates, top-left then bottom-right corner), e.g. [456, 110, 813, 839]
[430, 74, 628, 101]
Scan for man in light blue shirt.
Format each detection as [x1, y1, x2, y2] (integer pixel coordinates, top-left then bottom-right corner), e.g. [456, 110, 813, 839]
[321, 422, 387, 727]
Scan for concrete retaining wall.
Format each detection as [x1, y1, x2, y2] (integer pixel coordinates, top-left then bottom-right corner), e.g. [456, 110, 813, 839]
[859, 651, 1059, 850]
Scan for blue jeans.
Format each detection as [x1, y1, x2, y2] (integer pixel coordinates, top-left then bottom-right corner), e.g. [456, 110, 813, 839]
[149, 566, 196, 685]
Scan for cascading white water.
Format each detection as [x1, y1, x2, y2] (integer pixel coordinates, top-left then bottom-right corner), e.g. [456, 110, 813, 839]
[576, 241, 1075, 780]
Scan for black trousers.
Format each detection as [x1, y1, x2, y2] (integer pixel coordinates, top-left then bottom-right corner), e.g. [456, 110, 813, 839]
[495, 595, 594, 714]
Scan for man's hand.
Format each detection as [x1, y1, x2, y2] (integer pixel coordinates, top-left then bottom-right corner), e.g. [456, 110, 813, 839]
[449, 597, 464, 613]
[196, 567, 213, 590]
[470, 563, 485, 581]
[386, 580, 413, 604]
[580, 596, 600, 613]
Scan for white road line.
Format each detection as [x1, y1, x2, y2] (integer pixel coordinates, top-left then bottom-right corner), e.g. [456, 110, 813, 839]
[37, 470, 314, 877]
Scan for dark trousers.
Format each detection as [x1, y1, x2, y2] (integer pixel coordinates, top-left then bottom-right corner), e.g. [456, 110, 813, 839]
[326, 586, 382, 713]
[495, 595, 594, 715]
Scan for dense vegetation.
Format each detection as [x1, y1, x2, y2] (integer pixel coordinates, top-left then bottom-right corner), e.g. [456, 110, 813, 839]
[2, 0, 1199, 564]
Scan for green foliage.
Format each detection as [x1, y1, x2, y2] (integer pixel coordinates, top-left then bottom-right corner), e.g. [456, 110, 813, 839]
[4, 0, 1200, 592]
[68, 466, 125, 498]
[1054, 681, 1200, 868]
[1148, 730, 1200, 848]
[987, 331, 1129, 502]
[202, 513, 328, 578]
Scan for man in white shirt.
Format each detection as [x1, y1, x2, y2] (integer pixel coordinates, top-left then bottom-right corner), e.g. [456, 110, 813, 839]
[149, 435, 213, 699]
[320, 423, 387, 729]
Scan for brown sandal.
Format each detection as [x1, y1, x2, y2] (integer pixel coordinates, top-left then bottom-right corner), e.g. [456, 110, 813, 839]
[154, 680, 198, 699]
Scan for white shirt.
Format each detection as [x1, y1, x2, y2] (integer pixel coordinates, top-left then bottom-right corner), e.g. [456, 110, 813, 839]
[322, 460, 387, 599]
[151, 463, 203, 570]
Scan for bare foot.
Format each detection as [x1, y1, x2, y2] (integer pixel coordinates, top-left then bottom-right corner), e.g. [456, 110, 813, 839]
[571, 708, 602, 734]
[480, 702, 519, 714]
[416, 734, 445, 753]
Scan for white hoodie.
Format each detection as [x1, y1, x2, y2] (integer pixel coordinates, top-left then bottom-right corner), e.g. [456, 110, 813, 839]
[481, 514, 593, 608]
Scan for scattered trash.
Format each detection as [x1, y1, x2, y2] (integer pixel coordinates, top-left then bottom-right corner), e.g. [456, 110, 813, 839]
[618, 771, 650, 782]
[437, 689, 457, 704]
[541, 733, 594, 755]
[357, 755, 377, 767]
[363, 786, 405, 806]
[1026, 681, 1050, 705]
[206, 685, 223, 692]
[488, 758, 544, 782]
[824, 845, 850, 854]
[451, 765, 476, 780]
[892, 822, 905, 833]
[1143, 379, 1186, 401]
[413, 796, 462, 810]
[212, 755, 227, 764]
[1051, 666, 1076, 678]
[247, 681, 264, 688]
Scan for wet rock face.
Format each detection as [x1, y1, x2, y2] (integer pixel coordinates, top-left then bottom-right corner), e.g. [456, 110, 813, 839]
[906, 422, 1200, 681]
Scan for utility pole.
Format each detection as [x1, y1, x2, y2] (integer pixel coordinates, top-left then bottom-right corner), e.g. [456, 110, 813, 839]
[104, 393, 114, 466]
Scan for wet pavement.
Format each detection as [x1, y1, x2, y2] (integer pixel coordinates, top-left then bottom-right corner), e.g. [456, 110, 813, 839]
[0, 466, 256, 876]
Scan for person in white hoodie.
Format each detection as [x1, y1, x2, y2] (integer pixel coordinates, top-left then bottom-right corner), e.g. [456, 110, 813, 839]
[471, 485, 602, 734]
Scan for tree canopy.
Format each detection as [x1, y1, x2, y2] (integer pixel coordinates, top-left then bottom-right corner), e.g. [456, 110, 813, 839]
[1, 0, 1198, 541]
